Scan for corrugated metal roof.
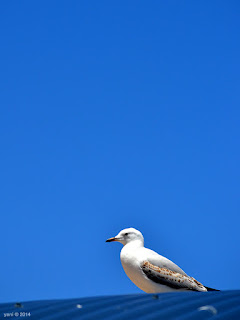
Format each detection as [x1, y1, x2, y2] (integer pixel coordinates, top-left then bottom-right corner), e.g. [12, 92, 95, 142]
[1, 291, 240, 319]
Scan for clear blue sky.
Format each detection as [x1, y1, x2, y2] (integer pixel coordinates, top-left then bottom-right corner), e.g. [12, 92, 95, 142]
[0, 1, 239, 303]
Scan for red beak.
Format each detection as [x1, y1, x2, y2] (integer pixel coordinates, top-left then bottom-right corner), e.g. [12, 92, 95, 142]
[106, 237, 117, 242]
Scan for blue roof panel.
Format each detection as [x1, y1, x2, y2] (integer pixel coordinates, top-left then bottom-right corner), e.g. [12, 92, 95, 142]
[0, 291, 240, 319]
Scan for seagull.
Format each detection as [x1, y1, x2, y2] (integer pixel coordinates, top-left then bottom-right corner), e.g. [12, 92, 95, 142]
[106, 227, 219, 293]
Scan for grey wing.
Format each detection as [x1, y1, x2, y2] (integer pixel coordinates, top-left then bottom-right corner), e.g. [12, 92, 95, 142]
[144, 248, 187, 275]
[141, 261, 207, 292]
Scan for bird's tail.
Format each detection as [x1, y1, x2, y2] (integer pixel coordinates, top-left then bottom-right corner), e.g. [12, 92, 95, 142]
[205, 286, 220, 291]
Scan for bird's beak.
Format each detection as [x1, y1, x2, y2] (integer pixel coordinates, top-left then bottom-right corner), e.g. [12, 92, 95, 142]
[106, 237, 118, 242]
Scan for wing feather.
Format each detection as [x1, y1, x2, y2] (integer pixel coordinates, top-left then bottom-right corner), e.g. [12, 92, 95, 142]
[141, 261, 207, 292]
[143, 248, 187, 275]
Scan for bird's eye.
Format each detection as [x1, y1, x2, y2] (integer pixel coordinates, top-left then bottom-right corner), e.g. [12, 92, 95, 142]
[125, 233, 128, 236]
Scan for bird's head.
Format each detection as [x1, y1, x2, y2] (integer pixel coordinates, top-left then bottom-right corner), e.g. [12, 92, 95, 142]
[106, 227, 144, 246]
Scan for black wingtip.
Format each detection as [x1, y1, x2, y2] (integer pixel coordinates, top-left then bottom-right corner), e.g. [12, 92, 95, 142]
[205, 286, 220, 291]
